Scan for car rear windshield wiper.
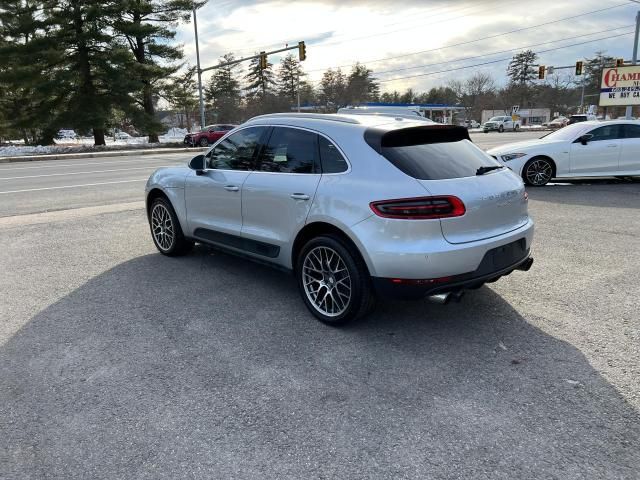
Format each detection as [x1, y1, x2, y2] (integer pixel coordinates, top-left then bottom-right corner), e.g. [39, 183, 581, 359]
[476, 165, 504, 176]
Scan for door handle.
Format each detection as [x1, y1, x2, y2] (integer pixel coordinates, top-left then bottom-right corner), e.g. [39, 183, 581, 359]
[290, 193, 310, 200]
[606, 144, 617, 148]
[224, 185, 239, 192]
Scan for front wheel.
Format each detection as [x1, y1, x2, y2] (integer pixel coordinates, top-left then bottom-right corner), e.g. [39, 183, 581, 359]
[149, 197, 194, 256]
[523, 157, 554, 186]
[199, 137, 209, 147]
[296, 235, 374, 325]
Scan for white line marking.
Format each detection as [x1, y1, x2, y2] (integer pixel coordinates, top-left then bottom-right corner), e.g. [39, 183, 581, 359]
[0, 157, 185, 171]
[0, 178, 147, 194]
[0, 165, 172, 180]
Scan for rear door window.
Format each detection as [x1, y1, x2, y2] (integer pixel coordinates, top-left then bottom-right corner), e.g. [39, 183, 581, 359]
[258, 127, 319, 173]
[370, 126, 501, 180]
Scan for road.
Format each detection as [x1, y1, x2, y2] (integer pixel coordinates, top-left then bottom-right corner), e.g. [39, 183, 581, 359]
[0, 131, 544, 218]
[1, 131, 639, 479]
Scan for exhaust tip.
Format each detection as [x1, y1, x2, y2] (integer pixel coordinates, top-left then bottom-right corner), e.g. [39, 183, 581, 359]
[516, 257, 534, 272]
[428, 293, 451, 305]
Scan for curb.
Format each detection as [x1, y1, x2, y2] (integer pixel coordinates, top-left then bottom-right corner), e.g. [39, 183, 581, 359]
[0, 147, 208, 164]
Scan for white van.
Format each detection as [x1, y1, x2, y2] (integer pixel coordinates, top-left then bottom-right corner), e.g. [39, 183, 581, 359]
[337, 106, 434, 122]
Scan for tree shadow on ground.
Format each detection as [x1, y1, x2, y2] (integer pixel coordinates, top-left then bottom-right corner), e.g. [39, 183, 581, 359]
[1, 247, 639, 479]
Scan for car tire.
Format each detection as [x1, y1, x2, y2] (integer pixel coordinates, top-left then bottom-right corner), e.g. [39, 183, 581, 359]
[483, 130, 488, 134]
[499, 125, 504, 133]
[199, 137, 208, 147]
[522, 157, 554, 187]
[149, 197, 194, 256]
[296, 234, 375, 326]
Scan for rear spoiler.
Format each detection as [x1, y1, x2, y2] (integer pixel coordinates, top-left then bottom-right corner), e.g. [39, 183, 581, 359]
[364, 125, 470, 154]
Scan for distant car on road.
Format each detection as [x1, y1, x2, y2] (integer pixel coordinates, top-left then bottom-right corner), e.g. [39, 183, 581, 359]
[114, 130, 131, 140]
[487, 120, 640, 186]
[146, 113, 534, 325]
[568, 114, 597, 124]
[56, 129, 78, 140]
[184, 124, 236, 147]
[546, 117, 569, 129]
[464, 120, 481, 129]
[483, 116, 520, 133]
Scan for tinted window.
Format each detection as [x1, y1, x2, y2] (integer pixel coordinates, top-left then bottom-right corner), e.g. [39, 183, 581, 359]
[319, 136, 348, 173]
[258, 127, 319, 173]
[622, 124, 640, 138]
[379, 138, 501, 180]
[588, 125, 622, 142]
[207, 127, 263, 170]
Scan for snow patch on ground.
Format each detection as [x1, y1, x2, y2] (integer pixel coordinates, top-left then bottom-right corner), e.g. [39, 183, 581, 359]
[0, 131, 189, 157]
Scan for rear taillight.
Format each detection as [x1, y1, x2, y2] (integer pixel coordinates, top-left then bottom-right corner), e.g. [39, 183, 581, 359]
[370, 196, 465, 220]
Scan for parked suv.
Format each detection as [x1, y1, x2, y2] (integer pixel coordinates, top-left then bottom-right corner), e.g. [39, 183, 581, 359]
[146, 113, 534, 324]
[483, 116, 521, 133]
[184, 124, 237, 147]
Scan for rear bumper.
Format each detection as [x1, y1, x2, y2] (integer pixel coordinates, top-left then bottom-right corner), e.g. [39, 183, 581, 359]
[372, 244, 533, 300]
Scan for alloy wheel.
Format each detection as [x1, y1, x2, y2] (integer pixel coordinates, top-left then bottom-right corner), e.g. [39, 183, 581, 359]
[302, 246, 352, 317]
[526, 159, 553, 186]
[151, 203, 175, 252]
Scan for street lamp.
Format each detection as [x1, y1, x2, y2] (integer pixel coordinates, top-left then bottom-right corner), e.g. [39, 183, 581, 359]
[627, 0, 640, 119]
[193, 3, 205, 129]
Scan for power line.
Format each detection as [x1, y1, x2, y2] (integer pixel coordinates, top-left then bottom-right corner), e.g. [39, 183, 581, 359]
[305, 2, 631, 73]
[377, 30, 634, 84]
[229, 0, 506, 57]
[373, 25, 634, 78]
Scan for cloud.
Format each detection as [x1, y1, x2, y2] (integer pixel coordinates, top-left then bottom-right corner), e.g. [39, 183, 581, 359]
[177, 0, 637, 92]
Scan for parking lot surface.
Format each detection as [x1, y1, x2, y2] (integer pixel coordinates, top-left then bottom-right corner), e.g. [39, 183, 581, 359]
[0, 139, 639, 479]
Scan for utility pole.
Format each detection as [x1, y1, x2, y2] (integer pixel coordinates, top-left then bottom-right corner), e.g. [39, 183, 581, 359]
[193, 4, 205, 129]
[297, 72, 301, 113]
[626, 7, 640, 119]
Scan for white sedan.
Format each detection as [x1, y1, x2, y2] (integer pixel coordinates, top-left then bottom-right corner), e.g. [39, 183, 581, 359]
[487, 120, 640, 186]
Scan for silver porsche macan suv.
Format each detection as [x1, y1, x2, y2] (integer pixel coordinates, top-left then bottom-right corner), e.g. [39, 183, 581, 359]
[146, 113, 534, 325]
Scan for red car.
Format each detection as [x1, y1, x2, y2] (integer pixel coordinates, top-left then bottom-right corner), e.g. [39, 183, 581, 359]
[184, 124, 236, 147]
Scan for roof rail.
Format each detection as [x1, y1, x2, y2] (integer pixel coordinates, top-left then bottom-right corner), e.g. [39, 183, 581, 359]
[246, 113, 361, 125]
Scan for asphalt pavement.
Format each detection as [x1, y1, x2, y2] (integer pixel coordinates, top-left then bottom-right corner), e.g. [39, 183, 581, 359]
[1, 130, 639, 479]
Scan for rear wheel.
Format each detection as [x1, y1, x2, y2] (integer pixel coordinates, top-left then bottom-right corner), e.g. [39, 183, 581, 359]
[199, 137, 209, 147]
[149, 197, 193, 256]
[296, 235, 374, 326]
[523, 157, 554, 186]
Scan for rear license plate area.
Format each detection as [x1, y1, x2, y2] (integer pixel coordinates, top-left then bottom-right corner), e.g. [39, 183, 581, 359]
[489, 239, 526, 270]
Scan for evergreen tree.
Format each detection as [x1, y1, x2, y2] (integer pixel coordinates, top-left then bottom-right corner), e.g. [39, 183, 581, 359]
[506, 50, 538, 85]
[319, 68, 347, 108]
[112, 0, 203, 142]
[346, 64, 379, 105]
[277, 54, 304, 102]
[244, 54, 275, 98]
[205, 53, 242, 123]
[583, 51, 615, 95]
[165, 65, 199, 131]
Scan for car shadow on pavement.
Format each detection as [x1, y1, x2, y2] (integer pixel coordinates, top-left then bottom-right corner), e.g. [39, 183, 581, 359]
[528, 180, 640, 209]
[1, 246, 639, 479]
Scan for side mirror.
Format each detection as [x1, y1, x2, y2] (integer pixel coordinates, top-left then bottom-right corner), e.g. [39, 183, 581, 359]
[189, 154, 206, 174]
[579, 133, 593, 145]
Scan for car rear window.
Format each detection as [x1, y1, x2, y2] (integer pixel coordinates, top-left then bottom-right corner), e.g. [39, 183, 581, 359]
[365, 125, 501, 180]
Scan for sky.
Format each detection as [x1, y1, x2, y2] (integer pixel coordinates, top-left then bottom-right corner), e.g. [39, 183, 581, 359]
[176, 0, 640, 94]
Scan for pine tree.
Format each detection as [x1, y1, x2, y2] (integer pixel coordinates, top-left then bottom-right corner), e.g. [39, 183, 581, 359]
[277, 54, 304, 102]
[205, 54, 242, 123]
[165, 65, 199, 131]
[506, 50, 538, 85]
[584, 51, 615, 95]
[244, 54, 275, 98]
[346, 64, 379, 105]
[112, 0, 204, 142]
[319, 68, 347, 108]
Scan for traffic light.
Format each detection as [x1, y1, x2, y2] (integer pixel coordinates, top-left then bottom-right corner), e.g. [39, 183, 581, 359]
[616, 58, 625, 67]
[538, 65, 545, 79]
[259, 51, 267, 70]
[298, 41, 306, 62]
[575, 61, 583, 76]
